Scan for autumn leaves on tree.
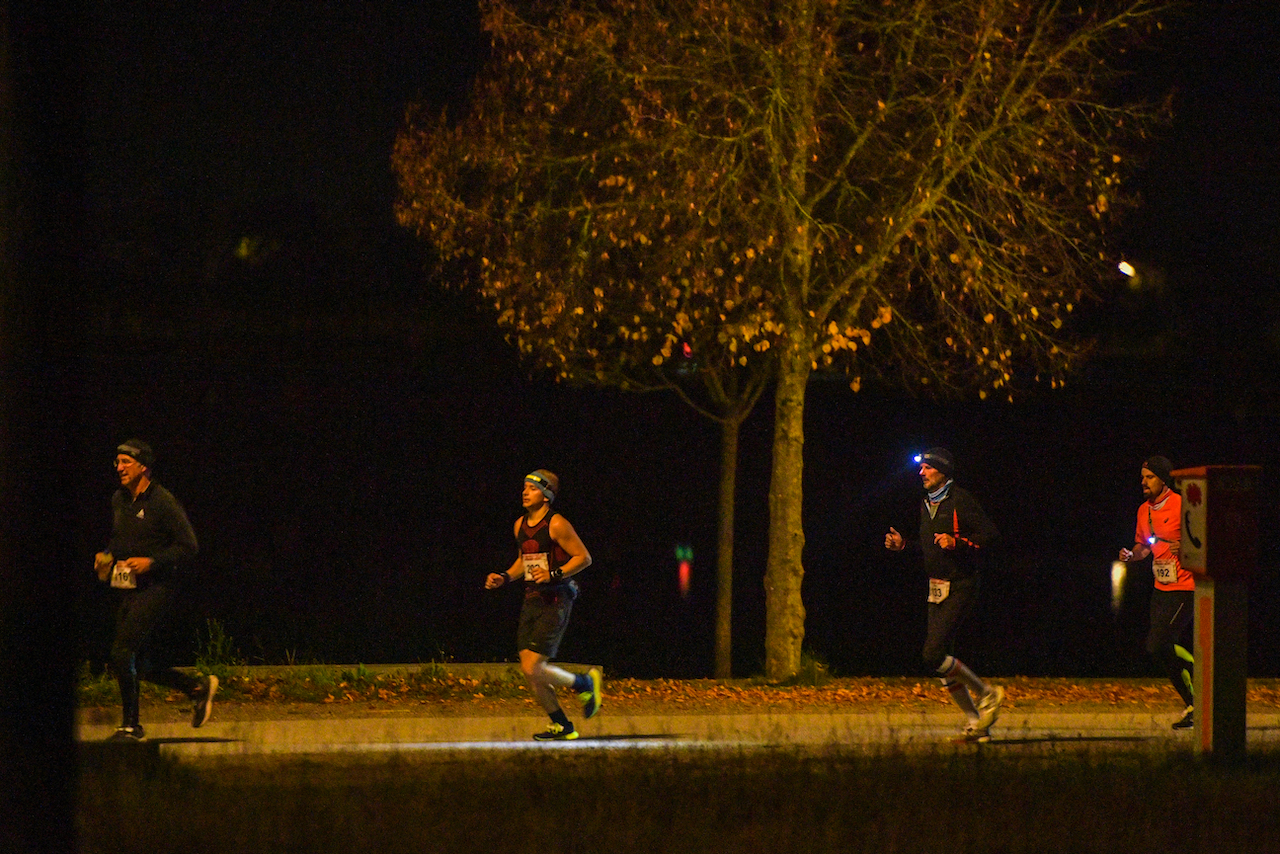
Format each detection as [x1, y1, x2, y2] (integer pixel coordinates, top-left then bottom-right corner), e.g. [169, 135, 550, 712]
[394, 0, 1171, 679]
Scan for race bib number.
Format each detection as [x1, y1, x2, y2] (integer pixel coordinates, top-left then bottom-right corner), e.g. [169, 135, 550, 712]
[927, 578, 950, 604]
[1153, 557, 1179, 586]
[522, 553, 549, 581]
[110, 562, 136, 590]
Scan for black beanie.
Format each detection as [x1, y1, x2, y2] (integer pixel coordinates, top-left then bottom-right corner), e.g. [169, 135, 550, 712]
[1143, 455, 1173, 490]
[117, 439, 155, 469]
[920, 447, 955, 479]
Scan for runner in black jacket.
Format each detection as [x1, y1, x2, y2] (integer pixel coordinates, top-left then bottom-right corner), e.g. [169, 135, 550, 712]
[885, 448, 1004, 742]
[93, 439, 216, 741]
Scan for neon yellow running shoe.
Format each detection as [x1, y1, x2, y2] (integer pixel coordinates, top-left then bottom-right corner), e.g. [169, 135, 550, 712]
[579, 667, 603, 719]
[533, 722, 578, 741]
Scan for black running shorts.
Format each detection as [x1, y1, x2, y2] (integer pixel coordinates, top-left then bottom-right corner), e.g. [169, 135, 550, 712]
[517, 586, 575, 658]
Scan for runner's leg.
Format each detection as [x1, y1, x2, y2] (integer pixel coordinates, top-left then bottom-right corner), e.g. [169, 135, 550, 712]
[1147, 590, 1194, 707]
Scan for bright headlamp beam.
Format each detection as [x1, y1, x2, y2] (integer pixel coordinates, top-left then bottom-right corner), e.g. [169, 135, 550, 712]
[1111, 561, 1127, 615]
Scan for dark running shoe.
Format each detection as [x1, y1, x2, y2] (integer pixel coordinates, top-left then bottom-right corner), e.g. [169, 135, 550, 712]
[533, 722, 578, 741]
[191, 674, 218, 728]
[107, 725, 145, 742]
[579, 667, 603, 720]
[1173, 706, 1194, 730]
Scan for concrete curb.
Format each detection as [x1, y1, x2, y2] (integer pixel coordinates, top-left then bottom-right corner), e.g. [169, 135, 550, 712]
[77, 709, 1280, 757]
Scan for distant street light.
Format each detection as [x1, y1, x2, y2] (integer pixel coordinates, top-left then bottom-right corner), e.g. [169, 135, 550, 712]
[1117, 260, 1136, 277]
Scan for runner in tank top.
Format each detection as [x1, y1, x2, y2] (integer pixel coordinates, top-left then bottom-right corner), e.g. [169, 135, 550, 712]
[486, 469, 602, 740]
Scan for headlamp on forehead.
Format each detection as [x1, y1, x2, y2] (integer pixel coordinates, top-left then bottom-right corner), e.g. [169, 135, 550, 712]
[913, 448, 955, 479]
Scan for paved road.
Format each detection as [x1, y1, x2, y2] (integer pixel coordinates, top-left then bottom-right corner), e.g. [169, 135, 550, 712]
[77, 707, 1280, 760]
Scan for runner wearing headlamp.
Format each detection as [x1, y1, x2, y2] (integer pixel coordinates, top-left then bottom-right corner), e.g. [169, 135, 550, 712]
[1118, 455, 1194, 730]
[886, 448, 1003, 742]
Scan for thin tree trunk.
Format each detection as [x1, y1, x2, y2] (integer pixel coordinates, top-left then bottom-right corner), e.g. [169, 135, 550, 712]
[764, 345, 811, 680]
[714, 416, 739, 679]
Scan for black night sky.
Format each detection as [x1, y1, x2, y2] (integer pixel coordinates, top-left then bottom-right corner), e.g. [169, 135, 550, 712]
[18, 0, 1280, 680]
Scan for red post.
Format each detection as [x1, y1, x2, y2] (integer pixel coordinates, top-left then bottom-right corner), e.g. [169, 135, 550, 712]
[1173, 466, 1260, 759]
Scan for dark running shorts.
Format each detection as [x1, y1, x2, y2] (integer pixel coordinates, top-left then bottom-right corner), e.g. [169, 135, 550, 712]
[517, 585, 575, 658]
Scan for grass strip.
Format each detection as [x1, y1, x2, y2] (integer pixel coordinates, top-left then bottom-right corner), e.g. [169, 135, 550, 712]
[79, 745, 1280, 854]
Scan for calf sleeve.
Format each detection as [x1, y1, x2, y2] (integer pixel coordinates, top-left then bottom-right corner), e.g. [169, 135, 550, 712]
[938, 655, 988, 699]
[941, 676, 979, 721]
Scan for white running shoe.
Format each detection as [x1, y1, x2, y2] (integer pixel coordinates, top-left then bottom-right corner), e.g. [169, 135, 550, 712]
[976, 685, 1004, 730]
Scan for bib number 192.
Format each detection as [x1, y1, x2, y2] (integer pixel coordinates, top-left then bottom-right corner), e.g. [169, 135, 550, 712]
[1152, 558, 1179, 586]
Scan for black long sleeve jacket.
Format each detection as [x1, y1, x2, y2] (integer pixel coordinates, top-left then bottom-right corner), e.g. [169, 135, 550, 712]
[915, 486, 999, 581]
[106, 481, 198, 585]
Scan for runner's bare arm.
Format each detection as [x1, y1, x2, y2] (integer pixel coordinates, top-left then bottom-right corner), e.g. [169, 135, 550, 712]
[485, 521, 526, 588]
[485, 555, 523, 589]
[548, 515, 591, 578]
[1119, 542, 1151, 562]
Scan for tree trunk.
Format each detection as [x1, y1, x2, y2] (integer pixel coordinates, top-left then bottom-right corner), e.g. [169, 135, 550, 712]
[763, 345, 811, 680]
[714, 415, 739, 679]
